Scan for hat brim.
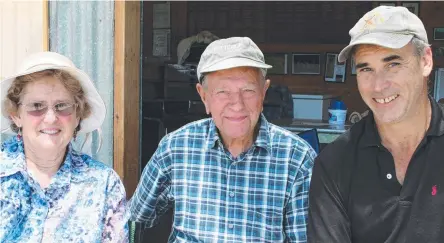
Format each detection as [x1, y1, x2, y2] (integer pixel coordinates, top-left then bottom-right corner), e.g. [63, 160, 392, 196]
[1, 65, 106, 135]
[199, 57, 272, 77]
[338, 32, 414, 62]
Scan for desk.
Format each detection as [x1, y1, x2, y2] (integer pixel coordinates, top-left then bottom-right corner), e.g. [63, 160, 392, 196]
[272, 119, 351, 144]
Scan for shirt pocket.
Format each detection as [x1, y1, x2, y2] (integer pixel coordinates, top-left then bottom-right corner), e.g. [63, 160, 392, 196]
[247, 208, 284, 242]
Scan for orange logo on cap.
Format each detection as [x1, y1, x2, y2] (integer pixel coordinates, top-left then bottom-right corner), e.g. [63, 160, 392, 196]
[360, 12, 385, 33]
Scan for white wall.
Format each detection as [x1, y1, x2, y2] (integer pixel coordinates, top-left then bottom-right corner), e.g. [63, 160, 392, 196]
[49, 1, 115, 166]
[0, 1, 46, 141]
[0, 1, 45, 80]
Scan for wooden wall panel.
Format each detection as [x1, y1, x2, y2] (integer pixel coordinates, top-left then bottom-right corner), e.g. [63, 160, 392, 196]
[421, 1, 444, 68]
[141, 1, 444, 113]
[187, 1, 372, 44]
[258, 43, 365, 114]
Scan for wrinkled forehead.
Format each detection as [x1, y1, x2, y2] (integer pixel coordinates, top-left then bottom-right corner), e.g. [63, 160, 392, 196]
[206, 67, 262, 85]
[353, 43, 413, 60]
[21, 77, 73, 102]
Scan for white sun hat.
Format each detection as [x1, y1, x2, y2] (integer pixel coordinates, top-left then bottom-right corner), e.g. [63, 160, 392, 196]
[0, 52, 106, 143]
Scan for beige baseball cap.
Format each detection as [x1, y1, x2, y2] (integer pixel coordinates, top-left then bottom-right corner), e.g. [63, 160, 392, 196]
[197, 37, 272, 81]
[338, 6, 428, 62]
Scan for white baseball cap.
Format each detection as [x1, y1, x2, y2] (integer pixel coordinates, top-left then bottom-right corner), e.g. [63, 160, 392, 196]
[197, 37, 272, 81]
[338, 6, 428, 62]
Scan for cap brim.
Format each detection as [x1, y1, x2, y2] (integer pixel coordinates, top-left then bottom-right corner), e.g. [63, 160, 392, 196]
[338, 32, 414, 62]
[1, 65, 106, 135]
[200, 57, 272, 75]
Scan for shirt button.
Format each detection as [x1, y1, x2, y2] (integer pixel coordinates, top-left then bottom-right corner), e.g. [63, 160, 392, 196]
[386, 173, 392, 179]
[229, 192, 235, 197]
[228, 224, 234, 229]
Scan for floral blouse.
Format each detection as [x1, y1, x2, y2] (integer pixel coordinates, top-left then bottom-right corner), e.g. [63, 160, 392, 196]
[0, 137, 128, 243]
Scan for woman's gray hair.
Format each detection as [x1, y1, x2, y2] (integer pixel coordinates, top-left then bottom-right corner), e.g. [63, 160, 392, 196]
[201, 67, 267, 88]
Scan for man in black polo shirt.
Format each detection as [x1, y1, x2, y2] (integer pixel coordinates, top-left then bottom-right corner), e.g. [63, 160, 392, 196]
[308, 6, 443, 243]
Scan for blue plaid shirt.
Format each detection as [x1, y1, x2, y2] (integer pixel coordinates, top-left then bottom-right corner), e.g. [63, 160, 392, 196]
[129, 115, 316, 242]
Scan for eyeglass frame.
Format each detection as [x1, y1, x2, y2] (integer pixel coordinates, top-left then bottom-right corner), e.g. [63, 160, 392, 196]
[17, 101, 79, 117]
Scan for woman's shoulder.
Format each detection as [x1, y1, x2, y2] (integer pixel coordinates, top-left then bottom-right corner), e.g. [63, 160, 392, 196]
[77, 152, 110, 170]
[1, 136, 23, 155]
[69, 151, 126, 199]
[1, 137, 26, 178]
[69, 149, 123, 184]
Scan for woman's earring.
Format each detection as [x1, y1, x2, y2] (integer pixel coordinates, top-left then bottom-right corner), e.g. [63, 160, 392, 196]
[73, 129, 77, 141]
[17, 127, 22, 140]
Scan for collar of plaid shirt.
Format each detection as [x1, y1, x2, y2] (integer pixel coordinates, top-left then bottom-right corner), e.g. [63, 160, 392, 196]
[129, 113, 315, 242]
[205, 114, 272, 153]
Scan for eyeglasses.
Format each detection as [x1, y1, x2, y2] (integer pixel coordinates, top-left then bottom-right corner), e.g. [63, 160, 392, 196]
[19, 102, 78, 117]
[212, 89, 258, 100]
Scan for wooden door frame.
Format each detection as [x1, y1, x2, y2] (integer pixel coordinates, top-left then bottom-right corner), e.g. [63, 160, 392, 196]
[42, 0, 49, 51]
[114, 1, 141, 198]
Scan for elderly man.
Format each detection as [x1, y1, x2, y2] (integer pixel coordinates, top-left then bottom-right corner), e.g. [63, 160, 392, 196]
[308, 6, 443, 243]
[129, 37, 316, 242]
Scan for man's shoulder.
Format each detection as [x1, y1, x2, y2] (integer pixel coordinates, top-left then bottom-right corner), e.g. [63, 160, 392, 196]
[437, 102, 444, 114]
[267, 122, 312, 148]
[157, 118, 212, 150]
[266, 122, 317, 167]
[318, 115, 369, 166]
[164, 118, 212, 139]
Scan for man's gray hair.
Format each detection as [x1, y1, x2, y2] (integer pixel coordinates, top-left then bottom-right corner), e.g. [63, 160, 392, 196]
[350, 37, 430, 60]
[201, 67, 267, 87]
[411, 37, 430, 57]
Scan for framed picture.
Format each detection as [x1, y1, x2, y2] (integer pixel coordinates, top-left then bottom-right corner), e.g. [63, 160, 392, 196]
[432, 46, 444, 57]
[401, 2, 419, 16]
[325, 53, 347, 83]
[153, 2, 171, 29]
[292, 54, 321, 75]
[264, 53, 288, 75]
[434, 28, 444, 41]
[152, 29, 171, 57]
[379, 2, 396, 7]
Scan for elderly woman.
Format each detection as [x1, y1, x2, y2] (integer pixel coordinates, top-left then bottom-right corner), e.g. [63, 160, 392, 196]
[0, 52, 128, 242]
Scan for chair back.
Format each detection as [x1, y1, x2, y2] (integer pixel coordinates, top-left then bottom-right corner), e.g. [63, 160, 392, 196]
[298, 128, 320, 153]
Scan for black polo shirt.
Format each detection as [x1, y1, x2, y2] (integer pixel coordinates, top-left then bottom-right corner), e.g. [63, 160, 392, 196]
[308, 98, 444, 243]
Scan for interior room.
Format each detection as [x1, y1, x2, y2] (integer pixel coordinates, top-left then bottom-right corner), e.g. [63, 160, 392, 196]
[135, 1, 444, 242]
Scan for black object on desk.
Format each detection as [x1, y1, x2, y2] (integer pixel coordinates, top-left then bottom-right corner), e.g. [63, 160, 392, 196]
[297, 128, 320, 153]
